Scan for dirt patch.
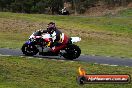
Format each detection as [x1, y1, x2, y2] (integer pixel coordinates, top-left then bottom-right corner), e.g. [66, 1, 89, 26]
[0, 18, 47, 33]
[84, 6, 129, 16]
[62, 28, 132, 45]
[128, 2, 132, 8]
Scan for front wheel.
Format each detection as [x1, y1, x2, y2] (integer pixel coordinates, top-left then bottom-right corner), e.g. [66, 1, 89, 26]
[21, 43, 38, 56]
[63, 44, 81, 60]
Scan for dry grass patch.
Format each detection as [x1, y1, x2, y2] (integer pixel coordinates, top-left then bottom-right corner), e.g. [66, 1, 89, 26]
[62, 29, 132, 46]
[0, 18, 47, 33]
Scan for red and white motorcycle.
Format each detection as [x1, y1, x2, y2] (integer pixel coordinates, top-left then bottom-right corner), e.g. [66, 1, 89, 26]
[22, 30, 81, 60]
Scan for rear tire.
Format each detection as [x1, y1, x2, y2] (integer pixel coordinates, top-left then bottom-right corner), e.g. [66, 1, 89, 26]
[22, 43, 38, 56]
[63, 44, 81, 60]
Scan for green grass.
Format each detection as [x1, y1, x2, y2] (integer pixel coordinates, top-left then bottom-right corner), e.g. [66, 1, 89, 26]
[0, 9, 132, 58]
[0, 56, 131, 88]
[118, 8, 132, 17]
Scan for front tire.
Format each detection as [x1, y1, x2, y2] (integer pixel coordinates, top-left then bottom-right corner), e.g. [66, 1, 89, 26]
[22, 43, 38, 56]
[63, 44, 81, 60]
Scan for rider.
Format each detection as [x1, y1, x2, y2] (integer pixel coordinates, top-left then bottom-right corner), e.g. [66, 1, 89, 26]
[61, 7, 67, 14]
[42, 22, 69, 55]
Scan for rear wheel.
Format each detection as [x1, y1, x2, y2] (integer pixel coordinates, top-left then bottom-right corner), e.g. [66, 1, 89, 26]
[63, 44, 81, 60]
[22, 43, 38, 56]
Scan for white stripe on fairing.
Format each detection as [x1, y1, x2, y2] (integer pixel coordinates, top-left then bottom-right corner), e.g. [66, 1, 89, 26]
[61, 33, 64, 42]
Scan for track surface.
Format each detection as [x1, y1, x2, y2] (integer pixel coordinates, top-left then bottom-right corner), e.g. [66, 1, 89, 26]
[0, 48, 132, 67]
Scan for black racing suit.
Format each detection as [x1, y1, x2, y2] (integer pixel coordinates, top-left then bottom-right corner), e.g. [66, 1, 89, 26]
[42, 29, 69, 53]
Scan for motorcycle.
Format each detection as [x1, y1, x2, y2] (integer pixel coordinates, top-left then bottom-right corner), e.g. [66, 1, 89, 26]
[58, 10, 70, 15]
[21, 30, 81, 60]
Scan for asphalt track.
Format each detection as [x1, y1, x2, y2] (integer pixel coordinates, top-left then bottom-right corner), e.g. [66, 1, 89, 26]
[0, 48, 132, 67]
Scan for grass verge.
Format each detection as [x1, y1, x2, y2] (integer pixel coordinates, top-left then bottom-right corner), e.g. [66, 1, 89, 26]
[0, 56, 131, 88]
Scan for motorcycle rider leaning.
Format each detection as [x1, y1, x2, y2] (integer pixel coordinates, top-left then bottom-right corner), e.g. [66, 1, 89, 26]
[42, 22, 69, 55]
